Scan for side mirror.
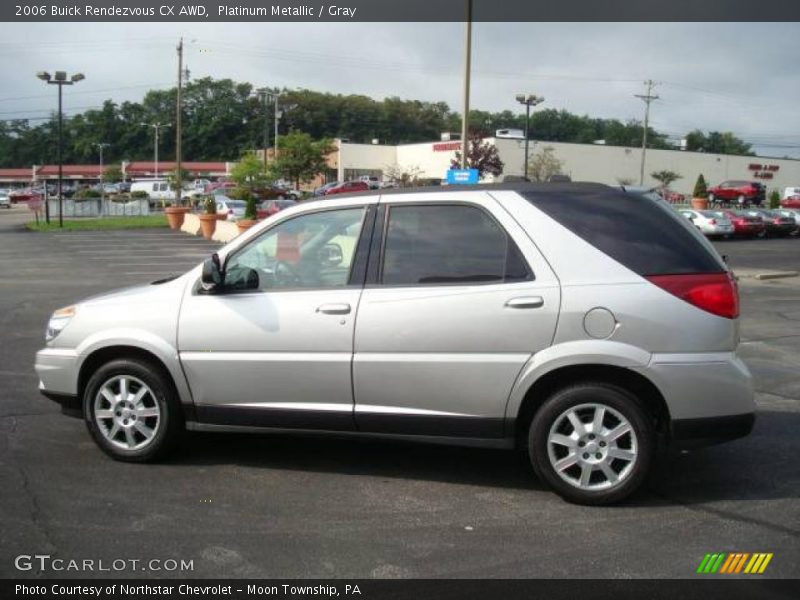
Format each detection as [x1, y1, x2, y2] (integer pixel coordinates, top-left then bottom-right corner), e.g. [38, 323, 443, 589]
[319, 243, 343, 267]
[201, 253, 223, 292]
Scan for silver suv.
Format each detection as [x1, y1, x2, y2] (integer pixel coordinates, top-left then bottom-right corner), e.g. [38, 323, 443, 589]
[35, 184, 755, 505]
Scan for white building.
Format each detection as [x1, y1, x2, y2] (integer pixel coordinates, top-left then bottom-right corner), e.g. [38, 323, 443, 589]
[330, 137, 800, 196]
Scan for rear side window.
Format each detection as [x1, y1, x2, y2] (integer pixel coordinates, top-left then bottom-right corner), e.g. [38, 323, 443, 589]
[522, 189, 724, 275]
[381, 204, 531, 285]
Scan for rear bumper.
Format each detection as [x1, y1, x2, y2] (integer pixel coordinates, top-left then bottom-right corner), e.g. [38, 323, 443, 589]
[671, 412, 755, 449]
[634, 351, 756, 447]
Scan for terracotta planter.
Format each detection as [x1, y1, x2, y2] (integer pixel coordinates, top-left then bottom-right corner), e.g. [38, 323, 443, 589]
[236, 219, 258, 235]
[165, 206, 190, 230]
[691, 197, 709, 210]
[198, 213, 218, 240]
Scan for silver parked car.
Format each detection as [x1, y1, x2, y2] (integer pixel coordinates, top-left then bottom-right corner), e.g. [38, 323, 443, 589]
[35, 183, 754, 505]
[679, 209, 735, 237]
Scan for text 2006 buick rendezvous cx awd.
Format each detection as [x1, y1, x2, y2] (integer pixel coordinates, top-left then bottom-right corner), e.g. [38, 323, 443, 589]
[35, 183, 755, 504]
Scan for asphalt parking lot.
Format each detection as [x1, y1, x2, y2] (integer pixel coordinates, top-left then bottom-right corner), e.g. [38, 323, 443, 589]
[0, 205, 798, 579]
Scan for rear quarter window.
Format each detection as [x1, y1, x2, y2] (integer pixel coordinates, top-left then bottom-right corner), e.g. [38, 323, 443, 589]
[522, 188, 725, 275]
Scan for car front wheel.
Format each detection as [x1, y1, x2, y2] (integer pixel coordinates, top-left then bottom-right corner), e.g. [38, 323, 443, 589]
[529, 383, 654, 505]
[83, 358, 182, 462]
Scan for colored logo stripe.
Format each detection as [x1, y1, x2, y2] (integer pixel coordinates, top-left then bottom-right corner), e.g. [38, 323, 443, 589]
[697, 553, 773, 574]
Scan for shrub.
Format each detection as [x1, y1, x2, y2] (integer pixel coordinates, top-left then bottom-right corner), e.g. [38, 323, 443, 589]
[131, 190, 149, 199]
[244, 194, 257, 220]
[693, 174, 708, 198]
[204, 196, 216, 215]
[74, 187, 101, 199]
[769, 190, 781, 209]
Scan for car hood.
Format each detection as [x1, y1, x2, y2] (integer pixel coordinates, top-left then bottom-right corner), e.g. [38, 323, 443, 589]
[78, 272, 191, 308]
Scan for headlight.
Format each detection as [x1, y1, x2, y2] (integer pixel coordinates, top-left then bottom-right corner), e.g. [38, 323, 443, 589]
[45, 305, 76, 342]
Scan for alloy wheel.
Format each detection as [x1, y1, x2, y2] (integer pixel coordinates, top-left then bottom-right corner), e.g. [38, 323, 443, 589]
[93, 375, 161, 451]
[546, 402, 638, 491]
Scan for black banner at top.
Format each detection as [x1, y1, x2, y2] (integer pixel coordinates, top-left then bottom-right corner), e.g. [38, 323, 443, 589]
[3, 0, 800, 22]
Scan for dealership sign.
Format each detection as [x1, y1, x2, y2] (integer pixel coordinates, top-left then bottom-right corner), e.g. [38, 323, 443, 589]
[446, 169, 479, 185]
[748, 163, 780, 179]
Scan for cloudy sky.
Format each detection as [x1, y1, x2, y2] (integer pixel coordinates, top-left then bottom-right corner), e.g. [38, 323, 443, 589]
[1, 22, 799, 157]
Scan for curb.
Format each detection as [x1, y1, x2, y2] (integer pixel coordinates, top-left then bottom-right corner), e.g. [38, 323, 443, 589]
[753, 271, 799, 281]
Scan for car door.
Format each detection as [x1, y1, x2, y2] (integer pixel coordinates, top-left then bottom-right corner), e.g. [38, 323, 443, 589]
[352, 192, 560, 439]
[178, 199, 376, 430]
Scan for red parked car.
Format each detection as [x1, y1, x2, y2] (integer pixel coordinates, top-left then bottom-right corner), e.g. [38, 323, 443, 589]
[256, 198, 297, 220]
[324, 181, 370, 196]
[707, 181, 765, 206]
[710, 210, 766, 238]
[781, 194, 800, 209]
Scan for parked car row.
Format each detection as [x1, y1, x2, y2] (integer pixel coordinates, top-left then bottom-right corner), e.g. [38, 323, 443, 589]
[679, 208, 799, 238]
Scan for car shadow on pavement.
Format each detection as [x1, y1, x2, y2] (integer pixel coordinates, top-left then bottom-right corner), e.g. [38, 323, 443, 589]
[638, 409, 800, 513]
[168, 409, 799, 508]
[173, 431, 545, 491]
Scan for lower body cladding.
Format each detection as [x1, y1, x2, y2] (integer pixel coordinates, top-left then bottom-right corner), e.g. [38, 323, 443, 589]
[35, 348, 755, 450]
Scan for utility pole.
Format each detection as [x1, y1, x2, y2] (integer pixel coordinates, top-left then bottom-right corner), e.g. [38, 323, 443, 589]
[255, 88, 269, 171]
[273, 93, 280, 160]
[94, 142, 109, 215]
[635, 80, 659, 186]
[460, 0, 472, 169]
[175, 37, 184, 205]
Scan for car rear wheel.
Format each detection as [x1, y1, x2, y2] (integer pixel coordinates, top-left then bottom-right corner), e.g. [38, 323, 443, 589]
[528, 383, 654, 505]
[83, 358, 182, 462]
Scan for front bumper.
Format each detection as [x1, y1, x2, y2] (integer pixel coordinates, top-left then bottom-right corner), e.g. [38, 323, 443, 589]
[35, 348, 81, 417]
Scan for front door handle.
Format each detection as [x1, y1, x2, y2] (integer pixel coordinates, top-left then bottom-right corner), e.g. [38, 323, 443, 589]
[505, 296, 544, 309]
[316, 303, 351, 315]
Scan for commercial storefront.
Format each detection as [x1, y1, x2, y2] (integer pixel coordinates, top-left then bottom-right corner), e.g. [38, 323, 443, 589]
[331, 137, 800, 196]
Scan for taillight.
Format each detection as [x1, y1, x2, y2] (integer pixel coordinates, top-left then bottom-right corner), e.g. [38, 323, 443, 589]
[646, 273, 739, 319]
[709, 219, 717, 225]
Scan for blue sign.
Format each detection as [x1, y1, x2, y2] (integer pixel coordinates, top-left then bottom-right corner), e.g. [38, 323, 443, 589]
[446, 168, 479, 185]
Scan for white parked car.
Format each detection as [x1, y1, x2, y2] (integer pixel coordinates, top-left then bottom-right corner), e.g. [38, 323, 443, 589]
[216, 197, 247, 221]
[679, 210, 734, 237]
[0, 191, 11, 209]
[358, 175, 381, 190]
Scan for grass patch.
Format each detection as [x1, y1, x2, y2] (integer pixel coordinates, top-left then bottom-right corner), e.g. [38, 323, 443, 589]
[26, 215, 168, 232]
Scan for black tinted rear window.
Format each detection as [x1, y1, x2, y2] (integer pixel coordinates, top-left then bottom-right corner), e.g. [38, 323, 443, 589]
[522, 188, 724, 275]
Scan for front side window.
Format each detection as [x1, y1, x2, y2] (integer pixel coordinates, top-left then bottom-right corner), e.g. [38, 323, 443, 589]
[225, 207, 365, 290]
[380, 204, 531, 286]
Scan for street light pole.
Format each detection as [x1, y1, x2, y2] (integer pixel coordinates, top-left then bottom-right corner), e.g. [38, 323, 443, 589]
[516, 94, 544, 181]
[140, 122, 171, 179]
[37, 70, 85, 227]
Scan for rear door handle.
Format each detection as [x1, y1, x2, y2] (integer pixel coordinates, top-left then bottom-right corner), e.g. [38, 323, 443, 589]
[505, 296, 544, 309]
[316, 303, 351, 315]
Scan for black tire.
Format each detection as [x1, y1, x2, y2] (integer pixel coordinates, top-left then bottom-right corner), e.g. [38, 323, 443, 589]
[528, 382, 654, 505]
[83, 358, 182, 462]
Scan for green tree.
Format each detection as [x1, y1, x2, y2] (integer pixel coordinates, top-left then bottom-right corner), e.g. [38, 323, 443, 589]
[684, 129, 753, 156]
[527, 146, 565, 182]
[102, 165, 123, 183]
[230, 151, 269, 193]
[650, 170, 682, 189]
[270, 132, 335, 189]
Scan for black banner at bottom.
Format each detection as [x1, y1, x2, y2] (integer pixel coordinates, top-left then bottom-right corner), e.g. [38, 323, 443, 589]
[3, 579, 799, 600]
